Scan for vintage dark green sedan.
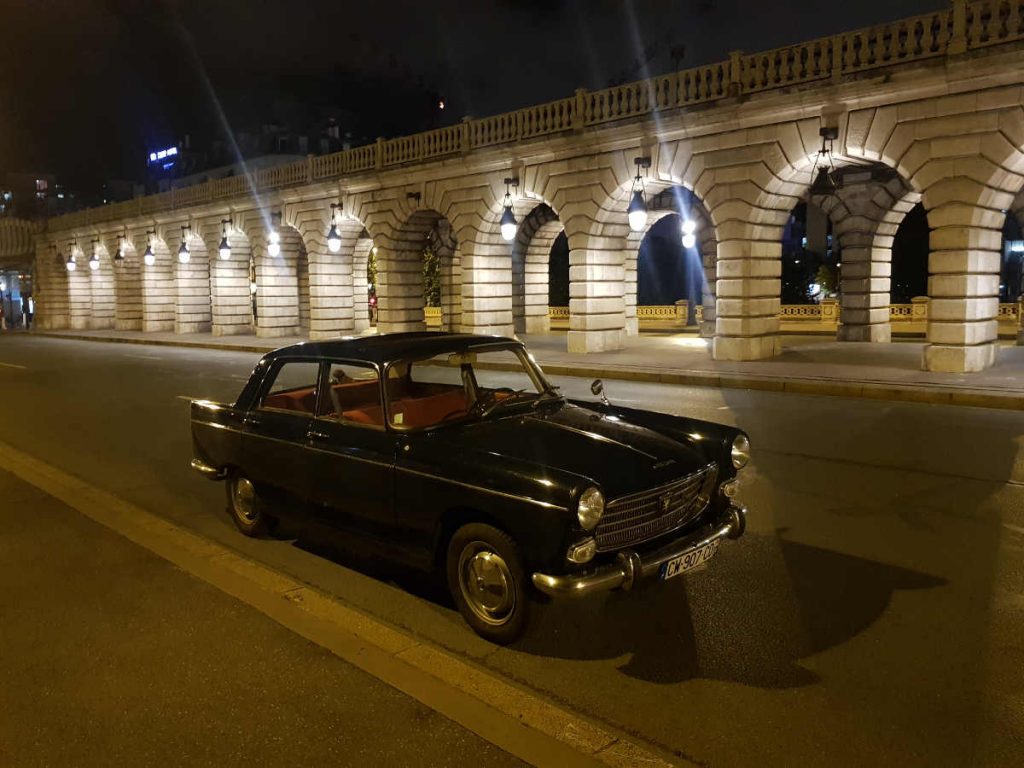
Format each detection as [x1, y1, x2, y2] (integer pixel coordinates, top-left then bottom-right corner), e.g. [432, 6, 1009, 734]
[190, 332, 750, 643]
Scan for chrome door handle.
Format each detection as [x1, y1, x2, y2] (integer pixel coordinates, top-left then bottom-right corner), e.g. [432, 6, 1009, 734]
[308, 429, 330, 440]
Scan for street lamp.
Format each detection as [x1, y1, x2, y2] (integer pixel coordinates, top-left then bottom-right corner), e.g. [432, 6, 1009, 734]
[627, 156, 651, 232]
[178, 225, 191, 264]
[114, 228, 126, 267]
[89, 239, 100, 271]
[809, 126, 842, 198]
[500, 177, 519, 242]
[267, 212, 281, 258]
[327, 203, 342, 253]
[144, 231, 156, 267]
[66, 240, 78, 272]
[681, 218, 697, 250]
[219, 218, 232, 260]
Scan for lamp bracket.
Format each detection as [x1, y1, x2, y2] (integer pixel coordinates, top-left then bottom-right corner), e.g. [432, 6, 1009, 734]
[633, 156, 652, 169]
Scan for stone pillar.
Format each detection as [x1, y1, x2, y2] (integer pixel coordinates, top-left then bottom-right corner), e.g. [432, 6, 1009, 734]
[114, 238, 143, 331]
[711, 216, 781, 361]
[922, 189, 1001, 372]
[308, 226, 355, 341]
[33, 243, 70, 330]
[440, 246, 463, 332]
[210, 232, 254, 336]
[699, 226, 718, 338]
[254, 228, 302, 338]
[377, 235, 427, 334]
[174, 242, 212, 334]
[566, 231, 626, 353]
[89, 246, 116, 330]
[513, 214, 560, 335]
[141, 240, 175, 332]
[352, 238, 373, 333]
[623, 240, 639, 337]
[458, 231, 514, 336]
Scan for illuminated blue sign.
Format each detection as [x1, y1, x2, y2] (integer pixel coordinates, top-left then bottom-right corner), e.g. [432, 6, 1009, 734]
[147, 146, 179, 165]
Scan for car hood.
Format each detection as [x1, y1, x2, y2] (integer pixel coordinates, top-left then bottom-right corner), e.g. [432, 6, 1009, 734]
[433, 401, 709, 499]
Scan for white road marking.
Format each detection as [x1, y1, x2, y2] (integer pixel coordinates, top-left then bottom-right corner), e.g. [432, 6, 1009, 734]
[0, 361, 27, 369]
[123, 353, 163, 360]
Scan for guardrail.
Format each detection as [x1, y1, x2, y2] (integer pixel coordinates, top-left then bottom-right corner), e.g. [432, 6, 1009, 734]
[45, 0, 1024, 234]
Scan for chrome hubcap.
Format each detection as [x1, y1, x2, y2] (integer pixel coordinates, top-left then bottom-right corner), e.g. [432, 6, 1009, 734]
[231, 477, 257, 523]
[458, 542, 516, 626]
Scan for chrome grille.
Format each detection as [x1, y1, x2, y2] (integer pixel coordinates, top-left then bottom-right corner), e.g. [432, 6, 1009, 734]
[595, 463, 718, 552]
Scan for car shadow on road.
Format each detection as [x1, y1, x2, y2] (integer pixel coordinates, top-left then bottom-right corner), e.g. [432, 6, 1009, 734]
[515, 531, 945, 689]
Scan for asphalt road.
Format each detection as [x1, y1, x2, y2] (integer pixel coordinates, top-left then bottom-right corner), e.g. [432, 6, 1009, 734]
[0, 467, 522, 768]
[1, 334, 1022, 766]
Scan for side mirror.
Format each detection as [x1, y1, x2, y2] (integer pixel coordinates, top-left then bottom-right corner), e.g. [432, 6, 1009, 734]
[591, 379, 609, 405]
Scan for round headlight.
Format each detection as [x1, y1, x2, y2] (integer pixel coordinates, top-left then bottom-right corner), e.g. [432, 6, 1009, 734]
[731, 434, 750, 469]
[577, 486, 604, 531]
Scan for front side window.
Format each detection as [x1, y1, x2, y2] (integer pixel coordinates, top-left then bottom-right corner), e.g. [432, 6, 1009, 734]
[259, 360, 321, 414]
[317, 362, 384, 427]
[385, 345, 551, 430]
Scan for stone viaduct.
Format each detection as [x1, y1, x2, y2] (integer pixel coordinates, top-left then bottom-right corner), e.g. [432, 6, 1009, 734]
[32, 0, 1024, 372]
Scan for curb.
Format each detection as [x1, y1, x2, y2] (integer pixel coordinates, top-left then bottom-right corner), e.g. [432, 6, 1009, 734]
[34, 331, 1024, 412]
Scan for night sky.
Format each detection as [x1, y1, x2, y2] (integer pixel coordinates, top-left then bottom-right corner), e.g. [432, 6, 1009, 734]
[0, 0, 944, 189]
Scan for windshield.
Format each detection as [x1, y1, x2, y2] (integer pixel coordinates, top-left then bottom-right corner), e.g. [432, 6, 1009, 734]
[383, 344, 555, 430]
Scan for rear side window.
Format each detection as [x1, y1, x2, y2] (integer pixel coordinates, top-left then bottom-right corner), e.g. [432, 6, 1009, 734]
[318, 362, 384, 427]
[259, 361, 321, 414]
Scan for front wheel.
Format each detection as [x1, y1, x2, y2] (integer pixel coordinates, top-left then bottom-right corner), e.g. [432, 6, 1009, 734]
[225, 472, 276, 537]
[446, 523, 530, 644]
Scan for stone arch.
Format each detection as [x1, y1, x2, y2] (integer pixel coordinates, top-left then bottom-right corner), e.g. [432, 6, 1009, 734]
[427, 220, 461, 332]
[811, 169, 920, 342]
[512, 203, 563, 334]
[846, 98, 1024, 370]
[376, 207, 450, 333]
[141, 231, 175, 332]
[175, 225, 212, 334]
[639, 185, 715, 332]
[240, 213, 308, 338]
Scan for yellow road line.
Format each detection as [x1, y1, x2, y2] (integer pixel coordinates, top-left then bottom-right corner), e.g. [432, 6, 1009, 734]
[0, 440, 684, 768]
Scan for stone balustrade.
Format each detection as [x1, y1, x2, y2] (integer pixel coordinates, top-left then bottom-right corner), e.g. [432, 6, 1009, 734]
[42, 1, 1024, 236]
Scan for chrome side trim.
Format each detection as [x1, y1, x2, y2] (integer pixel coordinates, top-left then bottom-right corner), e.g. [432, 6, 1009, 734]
[532, 504, 747, 598]
[393, 464, 568, 512]
[190, 458, 225, 480]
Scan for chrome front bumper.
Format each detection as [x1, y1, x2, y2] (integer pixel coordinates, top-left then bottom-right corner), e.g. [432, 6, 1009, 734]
[531, 504, 746, 598]
[190, 458, 225, 480]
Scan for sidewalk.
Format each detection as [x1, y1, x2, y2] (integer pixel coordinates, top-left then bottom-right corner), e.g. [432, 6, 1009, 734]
[30, 327, 1024, 410]
[0, 466, 523, 768]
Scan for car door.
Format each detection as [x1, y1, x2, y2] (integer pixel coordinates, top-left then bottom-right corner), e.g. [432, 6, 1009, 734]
[305, 360, 397, 533]
[239, 357, 322, 507]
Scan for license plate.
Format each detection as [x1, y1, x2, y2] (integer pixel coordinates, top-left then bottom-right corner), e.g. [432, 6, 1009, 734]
[660, 540, 720, 580]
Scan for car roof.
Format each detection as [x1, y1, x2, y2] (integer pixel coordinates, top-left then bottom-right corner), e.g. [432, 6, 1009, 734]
[261, 331, 523, 366]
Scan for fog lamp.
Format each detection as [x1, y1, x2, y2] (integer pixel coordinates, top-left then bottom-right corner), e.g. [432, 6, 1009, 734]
[567, 538, 597, 564]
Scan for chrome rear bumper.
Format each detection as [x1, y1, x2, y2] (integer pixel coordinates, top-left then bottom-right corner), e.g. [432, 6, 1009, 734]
[531, 504, 746, 598]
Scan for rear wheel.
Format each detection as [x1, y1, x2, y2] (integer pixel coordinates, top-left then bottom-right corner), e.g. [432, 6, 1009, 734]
[446, 523, 530, 644]
[225, 472, 275, 537]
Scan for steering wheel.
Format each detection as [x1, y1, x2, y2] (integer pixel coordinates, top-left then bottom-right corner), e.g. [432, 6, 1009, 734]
[472, 387, 523, 418]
